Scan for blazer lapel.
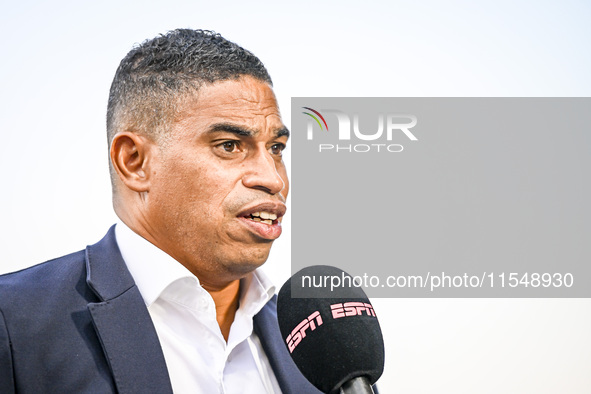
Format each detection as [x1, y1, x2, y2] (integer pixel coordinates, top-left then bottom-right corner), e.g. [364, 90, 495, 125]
[85, 226, 173, 394]
[254, 296, 322, 394]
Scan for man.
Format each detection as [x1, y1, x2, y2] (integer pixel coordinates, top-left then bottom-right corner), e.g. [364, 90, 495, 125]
[0, 29, 320, 393]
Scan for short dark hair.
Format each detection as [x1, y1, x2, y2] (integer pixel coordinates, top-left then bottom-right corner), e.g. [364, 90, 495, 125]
[106, 29, 272, 145]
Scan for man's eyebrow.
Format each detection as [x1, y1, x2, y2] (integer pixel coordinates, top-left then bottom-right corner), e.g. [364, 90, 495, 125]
[276, 127, 290, 139]
[206, 123, 290, 139]
[207, 123, 255, 136]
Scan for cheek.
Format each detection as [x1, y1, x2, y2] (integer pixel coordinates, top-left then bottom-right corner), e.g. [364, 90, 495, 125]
[172, 165, 241, 221]
[152, 158, 215, 213]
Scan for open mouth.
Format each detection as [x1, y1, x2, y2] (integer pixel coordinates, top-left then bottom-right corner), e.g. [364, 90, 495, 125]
[238, 203, 285, 240]
[245, 211, 279, 225]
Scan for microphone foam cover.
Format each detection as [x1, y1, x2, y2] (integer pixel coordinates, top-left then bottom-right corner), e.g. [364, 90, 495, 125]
[277, 265, 385, 394]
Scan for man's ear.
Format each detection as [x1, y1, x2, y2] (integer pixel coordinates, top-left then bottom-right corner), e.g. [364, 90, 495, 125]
[110, 132, 155, 192]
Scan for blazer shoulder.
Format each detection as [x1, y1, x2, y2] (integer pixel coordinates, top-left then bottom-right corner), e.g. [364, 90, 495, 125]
[0, 249, 89, 309]
[0, 244, 122, 393]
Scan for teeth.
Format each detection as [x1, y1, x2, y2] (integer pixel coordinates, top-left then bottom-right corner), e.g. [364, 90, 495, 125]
[250, 211, 277, 221]
[262, 219, 273, 225]
[252, 217, 261, 222]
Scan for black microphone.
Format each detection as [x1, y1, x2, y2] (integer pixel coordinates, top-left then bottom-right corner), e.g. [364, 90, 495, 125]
[277, 265, 385, 394]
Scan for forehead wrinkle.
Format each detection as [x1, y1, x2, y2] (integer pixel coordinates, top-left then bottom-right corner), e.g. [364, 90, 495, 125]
[212, 101, 280, 119]
[196, 98, 280, 123]
[172, 77, 284, 141]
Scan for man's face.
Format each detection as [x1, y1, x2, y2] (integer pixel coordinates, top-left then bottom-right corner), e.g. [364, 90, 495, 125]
[145, 76, 289, 286]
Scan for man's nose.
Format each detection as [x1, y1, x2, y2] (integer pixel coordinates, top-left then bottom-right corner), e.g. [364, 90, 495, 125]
[241, 148, 285, 195]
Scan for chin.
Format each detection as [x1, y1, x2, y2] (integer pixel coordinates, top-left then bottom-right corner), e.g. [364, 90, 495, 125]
[224, 247, 271, 275]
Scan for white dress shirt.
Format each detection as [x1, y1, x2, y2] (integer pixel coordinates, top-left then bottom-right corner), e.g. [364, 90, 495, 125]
[115, 222, 282, 394]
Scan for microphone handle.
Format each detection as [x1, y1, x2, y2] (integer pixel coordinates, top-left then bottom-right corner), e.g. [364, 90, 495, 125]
[339, 376, 375, 394]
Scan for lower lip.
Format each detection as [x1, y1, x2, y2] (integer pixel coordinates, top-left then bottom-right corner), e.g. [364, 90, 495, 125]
[238, 217, 283, 240]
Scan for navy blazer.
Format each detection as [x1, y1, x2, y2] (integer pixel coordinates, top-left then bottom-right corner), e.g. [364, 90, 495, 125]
[0, 226, 321, 393]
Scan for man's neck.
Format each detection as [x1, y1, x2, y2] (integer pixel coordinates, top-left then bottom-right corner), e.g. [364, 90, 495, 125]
[115, 217, 245, 341]
[202, 279, 241, 342]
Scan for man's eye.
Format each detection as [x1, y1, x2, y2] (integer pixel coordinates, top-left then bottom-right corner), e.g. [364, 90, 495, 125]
[270, 143, 285, 156]
[221, 141, 239, 152]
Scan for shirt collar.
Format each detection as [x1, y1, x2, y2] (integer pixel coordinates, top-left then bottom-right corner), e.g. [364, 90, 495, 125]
[115, 221, 195, 307]
[114, 221, 275, 312]
[239, 265, 276, 318]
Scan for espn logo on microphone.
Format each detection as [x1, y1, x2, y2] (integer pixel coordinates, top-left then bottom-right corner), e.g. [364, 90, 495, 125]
[330, 302, 376, 319]
[286, 311, 324, 353]
[285, 301, 378, 353]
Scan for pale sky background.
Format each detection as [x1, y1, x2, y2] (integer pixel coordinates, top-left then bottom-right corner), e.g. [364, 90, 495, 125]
[1, 1, 590, 392]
